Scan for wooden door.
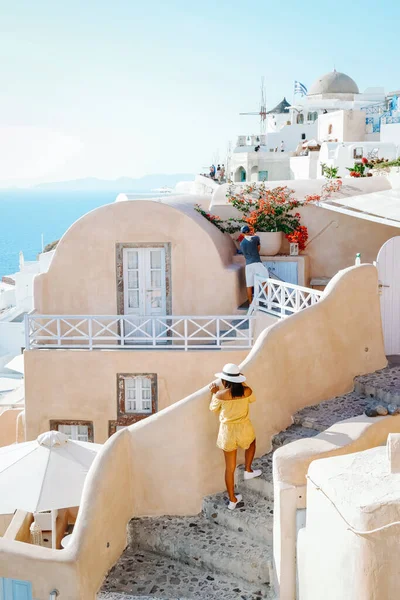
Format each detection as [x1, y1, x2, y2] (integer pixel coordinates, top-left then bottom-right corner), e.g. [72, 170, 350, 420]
[377, 236, 400, 355]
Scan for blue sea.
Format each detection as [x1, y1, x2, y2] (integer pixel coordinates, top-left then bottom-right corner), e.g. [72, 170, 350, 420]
[0, 190, 152, 279]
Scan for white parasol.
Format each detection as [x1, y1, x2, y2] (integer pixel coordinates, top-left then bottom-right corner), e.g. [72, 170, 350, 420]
[0, 431, 102, 547]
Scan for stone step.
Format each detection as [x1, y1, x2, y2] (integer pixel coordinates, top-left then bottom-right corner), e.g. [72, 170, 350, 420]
[202, 490, 273, 544]
[272, 424, 320, 450]
[236, 451, 274, 498]
[100, 548, 276, 600]
[354, 366, 400, 405]
[293, 391, 371, 432]
[128, 515, 273, 587]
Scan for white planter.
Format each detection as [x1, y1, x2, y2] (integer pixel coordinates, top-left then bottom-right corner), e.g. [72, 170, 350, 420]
[256, 231, 283, 256]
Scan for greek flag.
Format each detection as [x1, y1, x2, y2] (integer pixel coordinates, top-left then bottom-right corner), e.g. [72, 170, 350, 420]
[294, 81, 308, 96]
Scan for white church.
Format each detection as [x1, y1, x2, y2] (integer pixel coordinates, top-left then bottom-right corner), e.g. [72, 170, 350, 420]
[230, 69, 400, 183]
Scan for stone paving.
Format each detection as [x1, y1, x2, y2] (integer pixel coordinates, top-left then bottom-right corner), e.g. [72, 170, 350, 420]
[128, 515, 272, 586]
[202, 490, 273, 544]
[99, 550, 275, 600]
[355, 366, 400, 404]
[293, 391, 371, 431]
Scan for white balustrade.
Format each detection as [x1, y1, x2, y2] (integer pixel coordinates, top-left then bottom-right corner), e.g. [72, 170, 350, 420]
[25, 314, 254, 351]
[250, 276, 323, 318]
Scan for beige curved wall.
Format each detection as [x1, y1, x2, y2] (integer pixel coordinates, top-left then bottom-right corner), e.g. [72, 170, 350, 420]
[34, 196, 245, 316]
[0, 265, 387, 598]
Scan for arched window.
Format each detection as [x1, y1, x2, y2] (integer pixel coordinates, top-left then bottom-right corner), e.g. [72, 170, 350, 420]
[328, 124, 333, 135]
[297, 113, 304, 125]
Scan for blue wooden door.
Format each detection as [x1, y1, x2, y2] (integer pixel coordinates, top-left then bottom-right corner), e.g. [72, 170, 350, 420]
[0, 578, 33, 600]
[263, 261, 298, 285]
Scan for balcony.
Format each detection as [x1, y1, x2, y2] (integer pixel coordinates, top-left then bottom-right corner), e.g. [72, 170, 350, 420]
[25, 315, 255, 351]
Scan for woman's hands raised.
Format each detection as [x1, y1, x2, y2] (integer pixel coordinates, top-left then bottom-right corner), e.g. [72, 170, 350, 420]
[209, 382, 219, 394]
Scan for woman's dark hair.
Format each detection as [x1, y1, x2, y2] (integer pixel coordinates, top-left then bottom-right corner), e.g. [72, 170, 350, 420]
[221, 379, 245, 398]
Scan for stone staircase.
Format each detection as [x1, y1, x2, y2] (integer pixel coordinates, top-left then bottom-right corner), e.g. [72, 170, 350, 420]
[99, 364, 400, 600]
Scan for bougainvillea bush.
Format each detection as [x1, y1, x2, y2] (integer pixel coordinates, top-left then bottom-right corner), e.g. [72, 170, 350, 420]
[226, 184, 313, 235]
[195, 179, 343, 253]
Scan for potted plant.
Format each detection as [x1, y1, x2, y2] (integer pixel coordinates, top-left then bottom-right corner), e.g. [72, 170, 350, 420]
[226, 184, 312, 255]
[346, 158, 373, 178]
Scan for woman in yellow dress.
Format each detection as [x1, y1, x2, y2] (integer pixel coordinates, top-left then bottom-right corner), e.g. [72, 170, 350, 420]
[209, 363, 262, 510]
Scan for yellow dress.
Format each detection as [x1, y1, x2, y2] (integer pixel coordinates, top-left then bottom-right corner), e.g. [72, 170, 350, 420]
[209, 392, 256, 452]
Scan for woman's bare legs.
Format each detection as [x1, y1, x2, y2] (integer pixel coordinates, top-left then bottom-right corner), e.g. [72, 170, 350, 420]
[245, 439, 256, 472]
[223, 449, 238, 502]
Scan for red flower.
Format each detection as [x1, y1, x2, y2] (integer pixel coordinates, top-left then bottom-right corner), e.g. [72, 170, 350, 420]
[361, 157, 368, 165]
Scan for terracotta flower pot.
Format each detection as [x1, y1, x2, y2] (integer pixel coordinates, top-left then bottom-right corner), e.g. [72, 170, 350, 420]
[256, 231, 283, 256]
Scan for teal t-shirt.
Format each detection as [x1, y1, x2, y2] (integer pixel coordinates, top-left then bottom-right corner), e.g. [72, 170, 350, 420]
[240, 236, 261, 265]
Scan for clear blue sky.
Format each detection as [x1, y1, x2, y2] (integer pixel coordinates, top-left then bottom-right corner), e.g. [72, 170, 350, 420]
[0, 0, 398, 185]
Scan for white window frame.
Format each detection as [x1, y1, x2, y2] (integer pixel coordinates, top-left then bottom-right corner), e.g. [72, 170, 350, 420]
[124, 376, 153, 414]
[58, 424, 89, 442]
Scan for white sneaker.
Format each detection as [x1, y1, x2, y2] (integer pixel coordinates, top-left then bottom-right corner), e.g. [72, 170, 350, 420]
[227, 494, 242, 510]
[244, 469, 262, 480]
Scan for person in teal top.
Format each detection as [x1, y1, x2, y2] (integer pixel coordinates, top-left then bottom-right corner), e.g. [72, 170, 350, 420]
[239, 225, 270, 304]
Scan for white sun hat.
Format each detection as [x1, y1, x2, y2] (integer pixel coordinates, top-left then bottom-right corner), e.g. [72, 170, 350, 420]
[214, 363, 246, 383]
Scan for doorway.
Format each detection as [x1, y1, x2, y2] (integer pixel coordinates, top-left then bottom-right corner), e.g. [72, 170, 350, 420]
[377, 236, 400, 355]
[123, 247, 167, 315]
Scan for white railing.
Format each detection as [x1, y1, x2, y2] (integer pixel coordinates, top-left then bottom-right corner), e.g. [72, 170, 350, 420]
[250, 276, 323, 318]
[25, 314, 255, 351]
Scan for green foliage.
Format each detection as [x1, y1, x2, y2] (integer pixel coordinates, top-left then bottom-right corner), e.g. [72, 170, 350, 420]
[321, 163, 340, 179]
[372, 157, 400, 169]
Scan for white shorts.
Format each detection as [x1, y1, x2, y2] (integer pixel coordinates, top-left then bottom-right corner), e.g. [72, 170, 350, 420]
[245, 262, 270, 287]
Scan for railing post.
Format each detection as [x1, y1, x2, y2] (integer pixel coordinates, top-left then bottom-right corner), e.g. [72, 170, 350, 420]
[267, 281, 272, 312]
[295, 288, 300, 312]
[254, 277, 260, 311]
[120, 317, 124, 347]
[152, 318, 156, 347]
[248, 317, 253, 347]
[24, 313, 30, 350]
[88, 318, 93, 350]
[57, 318, 61, 348]
[216, 318, 220, 348]
[280, 283, 285, 317]
[184, 319, 188, 351]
